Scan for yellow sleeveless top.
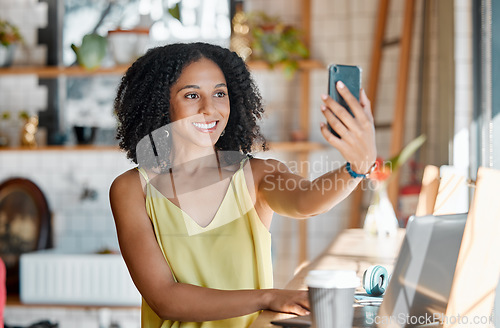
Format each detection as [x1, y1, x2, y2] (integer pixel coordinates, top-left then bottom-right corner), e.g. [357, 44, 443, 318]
[137, 158, 273, 328]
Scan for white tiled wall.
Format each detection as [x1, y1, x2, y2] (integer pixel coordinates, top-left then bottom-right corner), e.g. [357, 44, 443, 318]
[0, 149, 135, 253]
[0, 76, 48, 118]
[0, 0, 48, 65]
[0, 0, 50, 146]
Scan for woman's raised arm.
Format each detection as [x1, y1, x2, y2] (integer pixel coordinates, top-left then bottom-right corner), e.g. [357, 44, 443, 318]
[257, 83, 377, 220]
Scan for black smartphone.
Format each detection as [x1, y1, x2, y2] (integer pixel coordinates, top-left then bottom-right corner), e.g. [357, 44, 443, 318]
[327, 64, 362, 138]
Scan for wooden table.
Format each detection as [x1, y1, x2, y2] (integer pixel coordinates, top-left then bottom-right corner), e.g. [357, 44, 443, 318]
[250, 228, 405, 328]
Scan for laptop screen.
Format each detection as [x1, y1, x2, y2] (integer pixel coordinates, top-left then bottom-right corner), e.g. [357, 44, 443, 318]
[375, 213, 467, 327]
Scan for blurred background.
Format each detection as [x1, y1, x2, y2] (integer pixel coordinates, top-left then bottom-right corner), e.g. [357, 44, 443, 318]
[0, 0, 498, 326]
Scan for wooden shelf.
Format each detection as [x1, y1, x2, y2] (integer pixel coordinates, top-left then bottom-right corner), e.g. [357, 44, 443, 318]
[0, 59, 324, 78]
[1, 142, 326, 153]
[0, 65, 129, 78]
[0, 145, 120, 151]
[246, 59, 324, 71]
[268, 141, 326, 152]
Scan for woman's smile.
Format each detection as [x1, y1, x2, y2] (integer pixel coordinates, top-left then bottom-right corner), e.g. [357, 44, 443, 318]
[192, 120, 218, 133]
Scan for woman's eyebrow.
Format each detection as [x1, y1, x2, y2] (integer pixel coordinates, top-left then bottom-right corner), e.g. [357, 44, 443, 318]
[177, 84, 200, 93]
[176, 83, 226, 93]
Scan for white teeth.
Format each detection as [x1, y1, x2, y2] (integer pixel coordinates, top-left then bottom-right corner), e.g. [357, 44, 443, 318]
[192, 121, 216, 129]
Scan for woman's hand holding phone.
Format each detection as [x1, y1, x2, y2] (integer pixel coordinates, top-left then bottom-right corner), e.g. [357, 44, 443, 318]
[320, 81, 377, 175]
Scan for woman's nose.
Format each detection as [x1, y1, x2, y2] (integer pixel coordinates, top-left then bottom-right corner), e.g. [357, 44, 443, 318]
[199, 98, 216, 115]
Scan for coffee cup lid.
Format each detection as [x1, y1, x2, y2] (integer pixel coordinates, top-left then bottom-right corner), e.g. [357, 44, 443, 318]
[305, 270, 360, 288]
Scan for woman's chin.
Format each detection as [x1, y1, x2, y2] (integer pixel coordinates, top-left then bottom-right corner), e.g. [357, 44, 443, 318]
[193, 137, 219, 149]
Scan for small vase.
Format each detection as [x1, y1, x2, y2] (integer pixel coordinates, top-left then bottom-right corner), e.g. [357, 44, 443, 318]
[363, 183, 399, 236]
[0, 117, 24, 147]
[73, 126, 98, 145]
[0, 45, 16, 67]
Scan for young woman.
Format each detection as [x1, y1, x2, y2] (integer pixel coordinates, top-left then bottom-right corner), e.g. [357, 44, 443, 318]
[110, 42, 376, 328]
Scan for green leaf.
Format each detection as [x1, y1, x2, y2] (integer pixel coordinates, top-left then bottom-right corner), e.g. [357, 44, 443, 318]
[1, 111, 11, 120]
[19, 110, 29, 120]
[389, 134, 427, 171]
[283, 60, 299, 80]
[168, 3, 181, 22]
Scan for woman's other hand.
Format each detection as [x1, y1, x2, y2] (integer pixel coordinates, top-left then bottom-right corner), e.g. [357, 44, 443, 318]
[262, 289, 310, 316]
[320, 81, 377, 174]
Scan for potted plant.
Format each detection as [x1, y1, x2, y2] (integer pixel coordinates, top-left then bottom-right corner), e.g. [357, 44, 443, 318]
[0, 19, 23, 67]
[245, 12, 309, 79]
[71, 33, 108, 70]
[0, 110, 32, 147]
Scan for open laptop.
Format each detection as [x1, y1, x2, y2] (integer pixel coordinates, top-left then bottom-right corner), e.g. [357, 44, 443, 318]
[272, 213, 468, 328]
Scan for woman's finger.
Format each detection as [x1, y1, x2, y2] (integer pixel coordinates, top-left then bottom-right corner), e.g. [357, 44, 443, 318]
[321, 105, 349, 138]
[290, 304, 310, 316]
[359, 88, 374, 123]
[298, 295, 310, 311]
[321, 94, 357, 131]
[320, 122, 344, 150]
[336, 81, 368, 124]
[289, 291, 310, 315]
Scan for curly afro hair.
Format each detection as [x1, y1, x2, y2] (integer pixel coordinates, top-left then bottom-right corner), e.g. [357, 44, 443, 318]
[114, 42, 267, 168]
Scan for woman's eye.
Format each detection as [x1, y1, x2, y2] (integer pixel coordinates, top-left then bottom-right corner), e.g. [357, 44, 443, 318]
[185, 93, 198, 99]
[214, 91, 227, 98]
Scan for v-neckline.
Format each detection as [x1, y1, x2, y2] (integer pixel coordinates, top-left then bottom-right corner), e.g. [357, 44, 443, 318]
[149, 168, 241, 229]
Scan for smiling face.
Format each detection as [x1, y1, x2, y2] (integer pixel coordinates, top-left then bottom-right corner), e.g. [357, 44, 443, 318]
[169, 57, 230, 149]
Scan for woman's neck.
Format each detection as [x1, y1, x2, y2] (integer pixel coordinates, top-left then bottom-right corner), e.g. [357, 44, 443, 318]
[170, 144, 220, 175]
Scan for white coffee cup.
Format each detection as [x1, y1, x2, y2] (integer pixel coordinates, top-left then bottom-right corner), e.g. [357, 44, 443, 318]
[305, 270, 359, 328]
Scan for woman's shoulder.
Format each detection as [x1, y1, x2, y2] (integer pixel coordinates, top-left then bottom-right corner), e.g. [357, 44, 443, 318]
[110, 168, 144, 198]
[112, 167, 139, 184]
